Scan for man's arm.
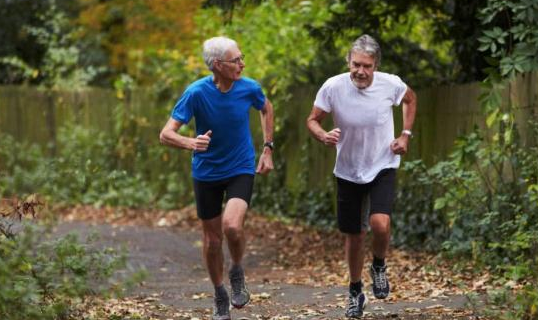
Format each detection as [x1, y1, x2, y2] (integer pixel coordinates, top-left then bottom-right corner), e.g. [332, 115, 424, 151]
[256, 98, 274, 174]
[390, 87, 417, 155]
[159, 118, 211, 152]
[259, 98, 274, 147]
[306, 106, 340, 146]
[401, 87, 417, 134]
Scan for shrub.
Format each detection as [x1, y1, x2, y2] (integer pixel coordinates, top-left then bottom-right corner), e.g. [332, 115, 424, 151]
[0, 196, 138, 320]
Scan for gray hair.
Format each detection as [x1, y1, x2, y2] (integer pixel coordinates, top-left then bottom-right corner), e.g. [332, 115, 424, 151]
[347, 34, 381, 66]
[203, 36, 238, 71]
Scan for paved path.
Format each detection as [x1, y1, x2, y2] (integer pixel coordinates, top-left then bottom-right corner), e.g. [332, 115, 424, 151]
[53, 221, 476, 319]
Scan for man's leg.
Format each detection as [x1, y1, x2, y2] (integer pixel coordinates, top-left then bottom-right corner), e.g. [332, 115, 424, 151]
[337, 177, 369, 318]
[202, 216, 225, 286]
[348, 192, 371, 282]
[345, 230, 366, 283]
[222, 174, 254, 309]
[194, 178, 230, 320]
[370, 213, 390, 260]
[222, 199, 250, 308]
[222, 198, 248, 265]
[202, 216, 231, 320]
[368, 168, 396, 300]
[369, 213, 391, 299]
[344, 231, 369, 319]
[345, 231, 368, 284]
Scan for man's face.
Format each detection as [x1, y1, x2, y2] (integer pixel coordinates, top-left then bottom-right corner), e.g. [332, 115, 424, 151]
[216, 46, 245, 81]
[348, 51, 376, 89]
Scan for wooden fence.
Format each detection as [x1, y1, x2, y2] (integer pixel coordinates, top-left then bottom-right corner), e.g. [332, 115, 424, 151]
[1, 72, 537, 192]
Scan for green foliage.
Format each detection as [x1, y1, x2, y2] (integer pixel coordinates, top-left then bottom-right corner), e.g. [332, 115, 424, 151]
[252, 140, 335, 228]
[308, 0, 455, 88]
[392, 1, 538, 317]
[0, 0, 103, 88]
[393, 160, 447, 251]
[397, 125, 538, 254]
[396, 123, 538, 317]
[28, 0, 103, 89]
[478, 0, 538, 79]
[194, 0, 332, 118]
[0, 222, 131, 320]
[0, 0, 49, 84]
[0, 124, 187, 209]
[472, 1, 538, 317]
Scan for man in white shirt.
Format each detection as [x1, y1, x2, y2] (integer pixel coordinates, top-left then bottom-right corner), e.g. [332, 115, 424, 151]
[306, 34, 417, 318]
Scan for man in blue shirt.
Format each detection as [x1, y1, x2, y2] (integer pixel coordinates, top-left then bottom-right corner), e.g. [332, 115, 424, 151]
[160, 36, 274, 320]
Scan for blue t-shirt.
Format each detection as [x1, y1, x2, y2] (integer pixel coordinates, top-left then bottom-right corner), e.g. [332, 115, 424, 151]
[171, 75, 266, 181]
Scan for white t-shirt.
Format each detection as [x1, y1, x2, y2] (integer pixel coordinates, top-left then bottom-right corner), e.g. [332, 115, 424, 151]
[314, 71, 407, 184]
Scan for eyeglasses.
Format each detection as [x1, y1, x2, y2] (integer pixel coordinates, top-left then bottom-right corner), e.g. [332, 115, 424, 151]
[218, 54, 245, 65]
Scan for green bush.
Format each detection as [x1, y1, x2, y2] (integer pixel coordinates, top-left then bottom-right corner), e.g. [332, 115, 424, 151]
[252, 140, 335, 228]
[0, 221, 131, 319]
[393, 160, 448, 250]
[0, 124, 187, 209]
[395, 123, 538, 319]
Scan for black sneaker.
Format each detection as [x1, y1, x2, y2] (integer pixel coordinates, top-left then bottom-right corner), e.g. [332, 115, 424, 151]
[229, 265, 250, 308]
[212, 288, 231, 320]
[345, 291, 368, 318]
[370, 264, 390, 299]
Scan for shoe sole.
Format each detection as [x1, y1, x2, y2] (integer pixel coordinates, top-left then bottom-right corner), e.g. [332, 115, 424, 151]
[231, 294, 250, 309]
[373, 292, 389, 299]
[231, 298, 250, 309]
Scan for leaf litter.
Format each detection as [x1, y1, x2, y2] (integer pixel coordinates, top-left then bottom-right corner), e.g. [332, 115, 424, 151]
[58, 205, 491, 319]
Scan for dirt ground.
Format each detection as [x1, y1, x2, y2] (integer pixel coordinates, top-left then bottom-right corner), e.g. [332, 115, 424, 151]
[54, 206, 487, 319]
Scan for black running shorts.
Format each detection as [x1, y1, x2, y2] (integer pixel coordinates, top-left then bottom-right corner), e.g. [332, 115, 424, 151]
[336, 168, 396, 234]
[193, 174, 255, 220]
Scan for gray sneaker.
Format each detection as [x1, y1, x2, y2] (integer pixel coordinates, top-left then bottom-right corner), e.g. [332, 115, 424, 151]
[345, 291, 368, 318]
[370, 264, 390, 299]
[229, 265, 250, 308]
[212, 289, 230, 320]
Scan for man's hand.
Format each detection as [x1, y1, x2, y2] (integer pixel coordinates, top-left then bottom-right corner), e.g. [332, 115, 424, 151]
[390, 135, 409, 155]
[323, 128, 341, 147]
[191, 130, 212, 152]
[256, 149, 273, 174]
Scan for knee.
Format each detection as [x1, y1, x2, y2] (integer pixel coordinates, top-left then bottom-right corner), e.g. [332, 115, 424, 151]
[223, 224, 243, 242]
[370, 216, 390, 235]
[204, 234, 223, 253]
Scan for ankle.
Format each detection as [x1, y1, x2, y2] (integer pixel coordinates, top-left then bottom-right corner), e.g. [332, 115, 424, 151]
[373, 255, 385, 267]
[349, 281, 363, 295]
[215, 284, 228, 298]
[230, 264, 243, 273]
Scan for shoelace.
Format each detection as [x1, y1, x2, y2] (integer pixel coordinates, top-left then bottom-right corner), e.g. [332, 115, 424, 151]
[349, 295, 359, 308]
[215, 296, 229, 315]
[373, 266, 387, 289]
[230, 274, 245, 294]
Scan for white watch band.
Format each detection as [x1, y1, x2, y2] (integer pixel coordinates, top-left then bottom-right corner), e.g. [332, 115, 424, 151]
[402, 129, 413, 137]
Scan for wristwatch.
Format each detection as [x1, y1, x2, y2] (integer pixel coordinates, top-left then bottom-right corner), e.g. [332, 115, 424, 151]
[263, 141, 274, 150]
[401, 129, 413, 138]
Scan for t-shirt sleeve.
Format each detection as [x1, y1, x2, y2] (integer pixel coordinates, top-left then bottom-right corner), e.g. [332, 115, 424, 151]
[388, 74, 407, 106]
[251, 81, 266, 110]
[313, 80, 333, 113]
[171, 89, 195, 123]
